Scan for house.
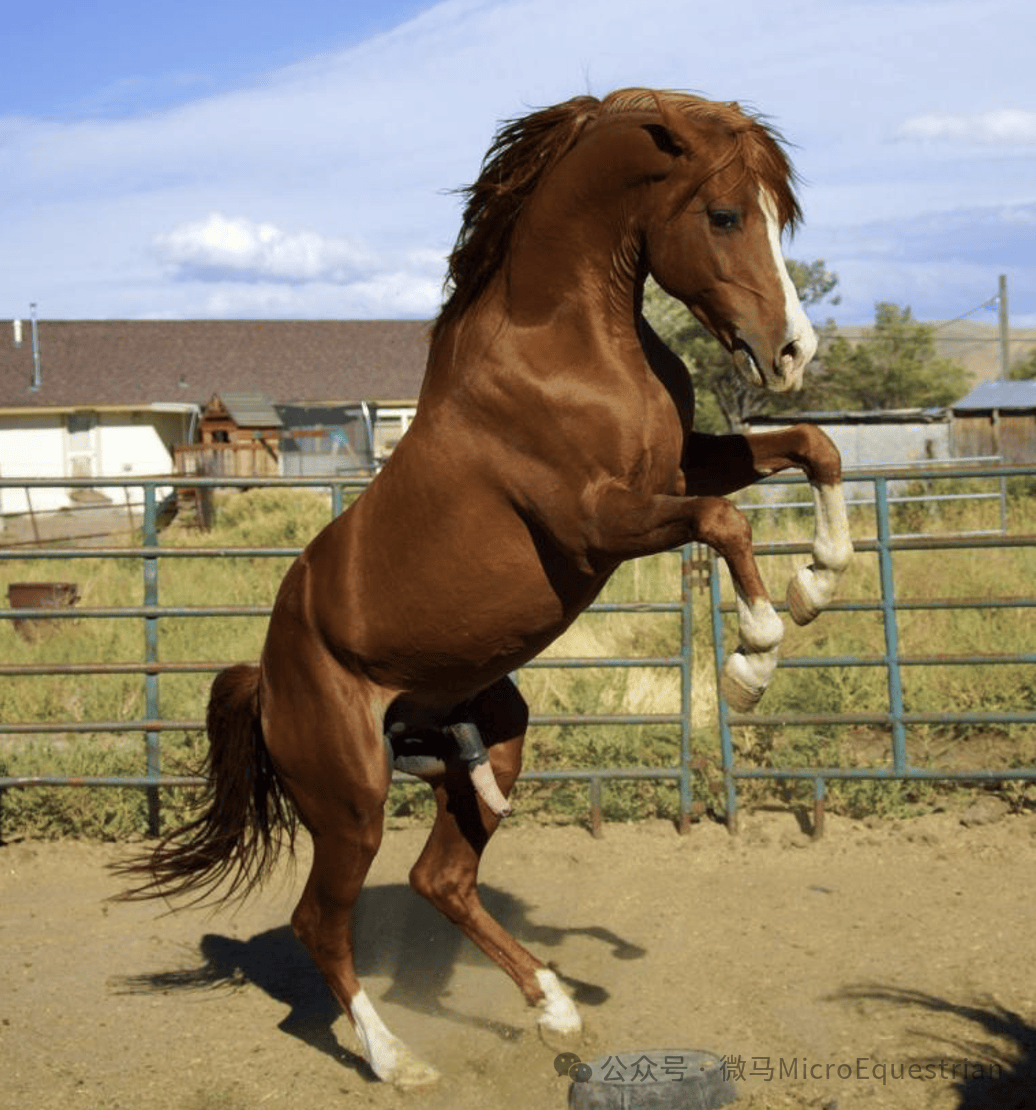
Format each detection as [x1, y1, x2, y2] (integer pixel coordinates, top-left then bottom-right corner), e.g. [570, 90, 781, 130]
[0, 318, 430, 517]
[950, 379, 1036, 464]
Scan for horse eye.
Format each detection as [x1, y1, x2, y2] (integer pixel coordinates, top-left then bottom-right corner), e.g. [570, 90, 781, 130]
[708, 210, 741, 231]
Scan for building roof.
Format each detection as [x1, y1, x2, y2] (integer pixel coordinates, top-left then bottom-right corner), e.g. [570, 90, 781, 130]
[0, 319, 431, 411]
[206, 391, 283, 428]
[747, 407, 949, 426]
[952, 378, 1036, 412]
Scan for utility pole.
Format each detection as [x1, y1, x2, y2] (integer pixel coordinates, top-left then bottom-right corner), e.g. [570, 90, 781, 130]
[998, 274, 1010, 380]
[29, 302, 41, 391]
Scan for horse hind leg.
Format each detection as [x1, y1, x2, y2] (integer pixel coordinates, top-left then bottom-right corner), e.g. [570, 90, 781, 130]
[290, 807, 442, 1088]
[408, 678, 582, 1038]
[275, 685, 441, 1089]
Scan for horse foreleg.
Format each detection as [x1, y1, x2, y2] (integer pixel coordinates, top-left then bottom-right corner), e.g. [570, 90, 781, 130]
[688, 497, 785, 712]
[784, 477, 853, 625]
[684, 424, 853, 626]
[737, 425, 853, 625]
[409, 679, 582, 1037]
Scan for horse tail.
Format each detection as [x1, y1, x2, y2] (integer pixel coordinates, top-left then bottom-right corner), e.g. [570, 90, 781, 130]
[113, 663, 297, 905]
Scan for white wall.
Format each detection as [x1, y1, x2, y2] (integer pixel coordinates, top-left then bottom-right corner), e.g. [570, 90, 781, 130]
[0, 414, 66, 513]
[0, 408, 190, 516]
[739, 418, 954, 508]
[814, 421, 952, 470]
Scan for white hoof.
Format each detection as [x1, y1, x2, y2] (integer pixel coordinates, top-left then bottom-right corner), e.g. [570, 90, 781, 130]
[721, 648, 777, 712]
[384, 1048, 441, 1089]
[535, 968, 582, 1037]
[786, 565, 823, 626]
[349, 989, 440, 1087]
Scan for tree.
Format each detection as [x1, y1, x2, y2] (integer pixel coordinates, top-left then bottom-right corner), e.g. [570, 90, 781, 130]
[645, 273, 974, 428]
[809, 303, 972, 411]
[642, 258, 841, 432]
[1009, 346, 1036, 380]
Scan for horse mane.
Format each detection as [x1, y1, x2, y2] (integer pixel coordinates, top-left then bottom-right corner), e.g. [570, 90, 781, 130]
[433, 88, 801, 339]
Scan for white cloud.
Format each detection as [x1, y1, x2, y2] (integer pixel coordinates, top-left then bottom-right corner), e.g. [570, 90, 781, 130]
[897, 109, 1036, 146]
[4, 0, 1036, 321]
[146, 215, 447, 317]
[154, 213, 376, 284]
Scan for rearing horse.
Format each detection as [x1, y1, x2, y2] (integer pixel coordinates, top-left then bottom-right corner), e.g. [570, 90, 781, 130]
[119, 89, 852, 1086]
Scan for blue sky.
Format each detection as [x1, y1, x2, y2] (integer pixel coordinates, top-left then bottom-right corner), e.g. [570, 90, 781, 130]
[3, 0, 1035, 325]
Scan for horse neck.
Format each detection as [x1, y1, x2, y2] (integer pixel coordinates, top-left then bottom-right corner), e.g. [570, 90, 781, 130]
[424, 128, 659, 401]
[502, 171, 644, 348]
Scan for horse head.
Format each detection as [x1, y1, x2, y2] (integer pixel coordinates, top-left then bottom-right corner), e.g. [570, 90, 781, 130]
[638, 94, 817, 393]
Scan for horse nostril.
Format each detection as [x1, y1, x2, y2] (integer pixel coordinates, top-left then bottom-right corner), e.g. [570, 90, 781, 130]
[780, 340, 799, 368]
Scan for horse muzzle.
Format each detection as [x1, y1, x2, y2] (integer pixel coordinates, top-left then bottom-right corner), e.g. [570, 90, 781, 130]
[733, 321, 817, 394]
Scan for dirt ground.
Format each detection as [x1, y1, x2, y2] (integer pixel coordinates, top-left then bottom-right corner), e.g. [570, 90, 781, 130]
[1, 804, 1034, 1110]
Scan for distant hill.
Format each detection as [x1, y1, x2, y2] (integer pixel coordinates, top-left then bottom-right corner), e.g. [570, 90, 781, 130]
[830, 321, 1036, 384]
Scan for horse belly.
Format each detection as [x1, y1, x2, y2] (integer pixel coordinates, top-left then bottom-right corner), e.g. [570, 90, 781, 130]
[306, 499, 590, 700]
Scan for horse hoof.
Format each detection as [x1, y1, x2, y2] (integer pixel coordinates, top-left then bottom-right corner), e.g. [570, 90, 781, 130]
[786, 567, 822, 626]
[388, 1051, 441, 1089]
[535, 968, 582, 1038]
[720, 650, 772, 713]
[720, 669, 763, 713]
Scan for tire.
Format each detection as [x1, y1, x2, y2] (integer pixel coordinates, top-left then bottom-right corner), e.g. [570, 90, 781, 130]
[568, 1048, 738, 1109]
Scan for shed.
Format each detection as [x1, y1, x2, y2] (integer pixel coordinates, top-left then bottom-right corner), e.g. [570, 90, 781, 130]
[179, 391, 284, 477]
[746, 408, 952, 470]
[951, 379, 1036, 464]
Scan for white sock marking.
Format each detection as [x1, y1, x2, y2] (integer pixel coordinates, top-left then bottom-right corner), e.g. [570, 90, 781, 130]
[723, 592, 784, 703]
[349, 989, 402, 1079]
[535, 968, 582, 1035]
[348, 989, 439, 1086]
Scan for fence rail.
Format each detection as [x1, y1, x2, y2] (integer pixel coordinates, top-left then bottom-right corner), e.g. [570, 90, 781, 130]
[2, 466, 1035, 838]
[715, 467, 1036, 833]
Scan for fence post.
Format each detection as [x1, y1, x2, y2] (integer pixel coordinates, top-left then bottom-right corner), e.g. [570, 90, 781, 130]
[708, 551, 740, 833]
[677, 544, 695, 833]
[873, 477, 908, 775]
[142, 483, 162, 835]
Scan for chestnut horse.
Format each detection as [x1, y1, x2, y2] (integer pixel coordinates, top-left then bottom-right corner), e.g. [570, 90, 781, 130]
[119, 88, 852, 1086]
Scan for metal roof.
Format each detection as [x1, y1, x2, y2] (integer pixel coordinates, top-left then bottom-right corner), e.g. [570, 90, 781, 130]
[952, 379, 1036, 412]
[210, 390, 283, 428]
[748, 407, 948, 426]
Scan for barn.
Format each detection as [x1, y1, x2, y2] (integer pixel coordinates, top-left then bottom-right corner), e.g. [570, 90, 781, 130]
[745, 407, 954, 470]
[0, 318, 429, 517]
[950, 378, 1036, 464]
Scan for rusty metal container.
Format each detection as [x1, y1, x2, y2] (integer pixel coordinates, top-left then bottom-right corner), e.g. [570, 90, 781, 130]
[7, 582, 81, 641]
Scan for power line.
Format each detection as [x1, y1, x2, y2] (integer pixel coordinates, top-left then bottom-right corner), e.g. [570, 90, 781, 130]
[931, 295, 1000, 331]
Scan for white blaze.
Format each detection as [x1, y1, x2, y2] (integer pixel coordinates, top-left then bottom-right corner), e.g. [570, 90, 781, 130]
[760, 188, 817, 385]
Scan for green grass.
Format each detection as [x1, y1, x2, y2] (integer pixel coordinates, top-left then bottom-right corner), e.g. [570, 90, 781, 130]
[2, 479, 1035, 840]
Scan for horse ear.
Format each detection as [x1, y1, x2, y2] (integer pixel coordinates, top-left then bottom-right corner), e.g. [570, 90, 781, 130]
[642, 123, 684, 158]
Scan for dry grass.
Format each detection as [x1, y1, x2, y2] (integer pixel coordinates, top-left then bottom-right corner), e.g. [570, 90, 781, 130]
[2, 479, 1034, 839]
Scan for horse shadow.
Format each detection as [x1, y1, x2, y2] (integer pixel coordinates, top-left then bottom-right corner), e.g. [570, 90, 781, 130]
[832, 984, 1036, 1109]
[114, 881, 645, 1079]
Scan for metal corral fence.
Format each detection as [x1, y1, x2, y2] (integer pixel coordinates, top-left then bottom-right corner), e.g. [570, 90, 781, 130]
[1, 467, 1035, 838]
[717, 464, 1036, 832]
